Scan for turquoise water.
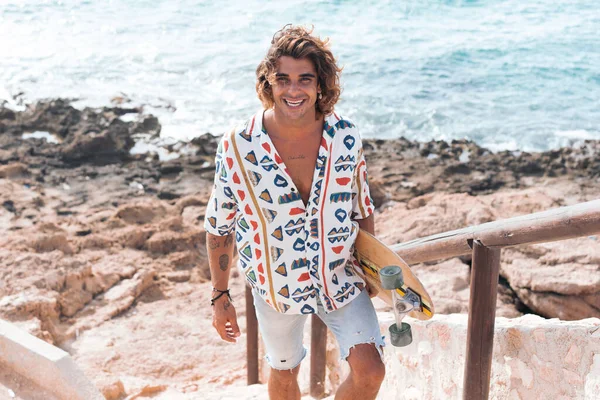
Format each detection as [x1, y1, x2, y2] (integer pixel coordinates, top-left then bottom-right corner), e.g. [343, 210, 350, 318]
[1, 0, 598, 151]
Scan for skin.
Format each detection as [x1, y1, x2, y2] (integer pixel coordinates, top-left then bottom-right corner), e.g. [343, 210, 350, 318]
[208, 56, 383, 399]
[208, 232, 240, 343]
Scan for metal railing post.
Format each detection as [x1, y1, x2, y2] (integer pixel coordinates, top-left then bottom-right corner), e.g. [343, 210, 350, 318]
[463, 240, 501, 400]
[310, 315, 327, 398]
[245, 285, 259, 385]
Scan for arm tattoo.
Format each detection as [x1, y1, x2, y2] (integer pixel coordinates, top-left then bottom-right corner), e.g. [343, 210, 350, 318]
[223, 300, 231, 311]
[224, 234, 233, 248]
[219, 254, 230, 271]
[208, 236, 220, 250]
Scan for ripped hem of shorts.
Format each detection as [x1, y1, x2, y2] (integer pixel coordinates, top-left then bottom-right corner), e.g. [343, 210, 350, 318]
[340, 336, 386, 362]
[265, 346, 307, 371]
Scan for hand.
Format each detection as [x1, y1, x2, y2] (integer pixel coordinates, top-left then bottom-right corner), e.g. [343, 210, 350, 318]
[365, 278, 379, 298]
[212, 297, 241, 343]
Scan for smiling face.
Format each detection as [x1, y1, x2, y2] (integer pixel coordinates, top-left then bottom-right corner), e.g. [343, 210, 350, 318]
[271, 56, 320, 124]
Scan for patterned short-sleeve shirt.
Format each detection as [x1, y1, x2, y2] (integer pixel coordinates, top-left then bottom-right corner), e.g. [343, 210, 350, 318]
[204, 110, 374, 314]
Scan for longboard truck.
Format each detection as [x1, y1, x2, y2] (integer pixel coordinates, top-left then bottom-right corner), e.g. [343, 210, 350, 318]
[353, 229, 434, 348]
[380, 266, 415, 347]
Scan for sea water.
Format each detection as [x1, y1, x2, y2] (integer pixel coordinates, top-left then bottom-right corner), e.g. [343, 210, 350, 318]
[1, 0, 598, 152]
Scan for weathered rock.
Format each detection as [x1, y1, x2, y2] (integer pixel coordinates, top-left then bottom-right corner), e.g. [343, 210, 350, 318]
[180, 205, 206, 225]
[145, 230, 205, 254]
[29, 233, 74, 254]
[0, 291, 60, 321]
[133, 115, 161, 136]
[502, 246, 600, 296]
[115, 202, 169, 225]
[127, 384, 167, 398]
[164, 270, 191, 283]
[63, 269, 156, 340]
[97, 377, 126, 400]
[411, 259, 523, 318]
[76, 233, 116, 250]
[190, 132, 219, 156]
[377, 188, 599, 320]
[410, 259, 471, 315]
[0, 291, 62, 343]
[0, 99, 163, 167]
[59, 286, 94, 318]
[115, 226, 155, 249]
[367, 178, 388, 208]
[60, 123, 134, 163]
[158, 215, 184, 232]
[175, 194, 207, 213]
[11, 317, 54, 344]
[514, 287, 600, 320]
[500, 238, 600, 319]
[0, 162, 29, 179]
[0, 105, 16, 121]
[364, 137, 600, 202]
[102, 269, 155, 303]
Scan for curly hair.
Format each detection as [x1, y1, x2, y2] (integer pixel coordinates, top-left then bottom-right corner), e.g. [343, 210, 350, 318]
[256, 25, 342, 116]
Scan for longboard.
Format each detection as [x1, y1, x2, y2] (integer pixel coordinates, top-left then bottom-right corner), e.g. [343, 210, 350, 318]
[353, 229, 434, 321]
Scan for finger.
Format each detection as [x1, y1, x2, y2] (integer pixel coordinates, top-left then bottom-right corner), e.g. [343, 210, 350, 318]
[228, 319, 241, 338]
[224, 325, 237, 334]
[216, 321, 237, 343]
[366, 284, 377, 298]
[221, 331, 237, 343]
[223, 324, 240, 341]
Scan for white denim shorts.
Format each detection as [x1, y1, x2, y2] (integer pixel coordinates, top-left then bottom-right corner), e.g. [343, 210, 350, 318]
[253, 289, 385, 370]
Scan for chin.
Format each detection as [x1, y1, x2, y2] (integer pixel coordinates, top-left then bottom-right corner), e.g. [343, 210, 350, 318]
[277, 102, 314, 119]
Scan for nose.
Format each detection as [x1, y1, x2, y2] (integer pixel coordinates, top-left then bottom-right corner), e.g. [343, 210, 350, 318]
[288, 81, 301, 94]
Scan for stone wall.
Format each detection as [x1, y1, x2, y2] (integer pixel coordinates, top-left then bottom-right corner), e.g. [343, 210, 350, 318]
[379, 313, 600, 400]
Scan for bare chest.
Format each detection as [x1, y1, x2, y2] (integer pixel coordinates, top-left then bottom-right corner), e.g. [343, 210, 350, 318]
[270, 137, 321, 206]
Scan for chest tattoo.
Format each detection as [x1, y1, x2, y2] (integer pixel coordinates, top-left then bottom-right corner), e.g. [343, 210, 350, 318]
[288, 154, 306, 160]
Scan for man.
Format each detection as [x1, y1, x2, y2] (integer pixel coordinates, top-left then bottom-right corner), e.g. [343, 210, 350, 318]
[205, 25, 385, 400]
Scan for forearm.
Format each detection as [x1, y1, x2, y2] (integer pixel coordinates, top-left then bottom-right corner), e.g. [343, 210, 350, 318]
[207, 232, 236, 290]
[356, 213, 375, 235]
[207, 231, 241, 343]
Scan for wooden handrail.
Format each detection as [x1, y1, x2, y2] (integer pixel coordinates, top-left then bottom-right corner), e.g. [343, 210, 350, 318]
[391, 199, 600, 264]
[390, 199, 600, 400]
[248, 199, 600, 399]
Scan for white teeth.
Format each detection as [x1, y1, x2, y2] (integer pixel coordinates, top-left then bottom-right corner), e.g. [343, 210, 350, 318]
[285, 99, 303, 107]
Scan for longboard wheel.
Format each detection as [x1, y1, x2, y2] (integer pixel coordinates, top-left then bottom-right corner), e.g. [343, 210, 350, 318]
[380, 265, 404, 290]
[389, 322, 412, 347]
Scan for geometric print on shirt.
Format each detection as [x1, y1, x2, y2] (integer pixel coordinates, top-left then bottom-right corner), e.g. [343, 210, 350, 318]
[204, 109, 374, 315]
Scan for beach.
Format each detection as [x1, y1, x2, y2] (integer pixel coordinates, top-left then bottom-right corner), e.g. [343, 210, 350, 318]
[0, 100, 599, 398]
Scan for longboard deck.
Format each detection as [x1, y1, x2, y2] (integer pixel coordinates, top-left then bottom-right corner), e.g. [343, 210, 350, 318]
[353, 229, 434, 321]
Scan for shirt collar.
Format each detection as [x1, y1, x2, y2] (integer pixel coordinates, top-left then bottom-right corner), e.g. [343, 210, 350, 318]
[252, 109, 339, 141]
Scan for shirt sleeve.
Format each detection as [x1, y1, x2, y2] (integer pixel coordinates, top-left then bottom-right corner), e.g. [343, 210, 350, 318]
[204, 134, 238, 236]
[351, 136, 375, 220]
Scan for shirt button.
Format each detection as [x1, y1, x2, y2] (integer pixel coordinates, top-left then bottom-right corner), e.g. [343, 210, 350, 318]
[291, 188, 296, 192]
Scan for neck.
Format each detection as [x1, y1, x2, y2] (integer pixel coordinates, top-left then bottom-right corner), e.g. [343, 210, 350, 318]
[267, 108, 323, 140]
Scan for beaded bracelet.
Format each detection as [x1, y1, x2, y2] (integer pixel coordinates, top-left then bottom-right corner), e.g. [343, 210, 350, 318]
[211, 288, 232, 306]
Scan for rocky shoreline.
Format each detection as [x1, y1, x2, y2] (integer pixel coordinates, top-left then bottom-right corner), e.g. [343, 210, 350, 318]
[2, 99, 599, 201]
[1, 99, 598, 398]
